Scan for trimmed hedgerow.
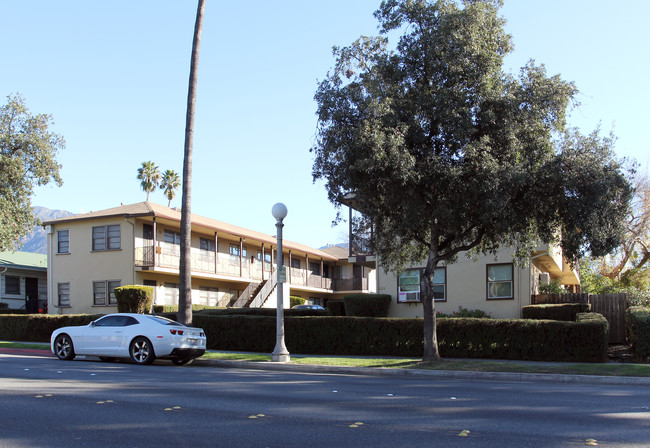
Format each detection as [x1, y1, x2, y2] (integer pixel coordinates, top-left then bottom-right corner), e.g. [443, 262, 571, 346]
[326, 300, 346, 316]
[2, 312, 608, 362]
[0, 314, 102, 342]
[343, 294, 392, 317]
[626, 306, 650, 361]
[522, 303, 591, 322]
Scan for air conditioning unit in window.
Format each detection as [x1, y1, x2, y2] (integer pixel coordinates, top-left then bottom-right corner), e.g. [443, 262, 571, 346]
[399, 291, 420, 302]
[406, 292, 420, 301]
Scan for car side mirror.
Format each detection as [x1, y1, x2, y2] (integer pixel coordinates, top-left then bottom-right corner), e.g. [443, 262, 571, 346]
[90, 321, 96, 327]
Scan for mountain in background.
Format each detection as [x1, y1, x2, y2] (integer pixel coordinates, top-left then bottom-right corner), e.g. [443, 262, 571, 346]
[18, 206, 76, 254]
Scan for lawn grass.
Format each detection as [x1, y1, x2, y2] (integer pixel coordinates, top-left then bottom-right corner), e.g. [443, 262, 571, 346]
[4, 341, 648, 377]
[200, 351, 650, 377]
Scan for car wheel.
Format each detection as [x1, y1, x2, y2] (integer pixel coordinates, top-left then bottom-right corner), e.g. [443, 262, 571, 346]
[171, 358, 194, 366]
[129, 337, 156, 365]
[54, 334, 75, 361]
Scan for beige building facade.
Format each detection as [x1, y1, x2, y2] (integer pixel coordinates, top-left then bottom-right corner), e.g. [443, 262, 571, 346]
[377, 246, 579, 319]
[44, 202, 375, 315]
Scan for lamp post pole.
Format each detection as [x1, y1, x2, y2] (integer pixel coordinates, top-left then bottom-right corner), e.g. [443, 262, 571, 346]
[271, 203, 290, 363]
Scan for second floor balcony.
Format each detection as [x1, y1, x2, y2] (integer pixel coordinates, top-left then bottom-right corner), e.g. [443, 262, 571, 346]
[134, 242, 369, 293]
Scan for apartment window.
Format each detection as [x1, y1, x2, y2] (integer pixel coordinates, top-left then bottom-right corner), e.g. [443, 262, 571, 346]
[58, 283, 70, 307]
[487, 263, 514, 300]
[309, 261, 321, 276]
[229, 244, 247, 257]
[5, 276, 20, 295]
[291, 258, 301, 269]
[164, 282, 178, 305]
[200, 237, 215, 252]
[199, 286, 218, 306]
[92, 225, 120, 251]
[57, 230, 70, 254]
[397, 267, 446, 302]
[164, 230, 181, 245]
[93, 280, 120, 306]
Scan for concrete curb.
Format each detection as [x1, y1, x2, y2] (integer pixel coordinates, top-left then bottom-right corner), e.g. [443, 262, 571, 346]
[4, 347, 650, 386]
[194, 358, 650, 386]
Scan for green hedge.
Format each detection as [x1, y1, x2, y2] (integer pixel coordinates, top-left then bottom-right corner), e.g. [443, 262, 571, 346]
[114, 285, 153, 313]
[0, 314, 102, 342]
[1, 312, 608, 362]
[626, 306, 650, 360]
[326, 300, 346, 316]
[343, 294, 391, 317]
[189, 314, 607, 362]
[522, 303, 591, 321]
[290, 296, 306, 308]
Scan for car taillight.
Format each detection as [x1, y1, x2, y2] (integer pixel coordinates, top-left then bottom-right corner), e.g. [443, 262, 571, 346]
[170, 329, 184, 335]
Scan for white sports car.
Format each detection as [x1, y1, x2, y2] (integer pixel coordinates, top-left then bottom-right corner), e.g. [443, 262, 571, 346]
[51, 313, 206, 366]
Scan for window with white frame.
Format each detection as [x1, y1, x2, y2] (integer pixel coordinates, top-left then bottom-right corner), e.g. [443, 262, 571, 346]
[92, 225, 120, 251]
[199, 286, 218, 306]
[58, 283, 70, 307]
[57, 229, 70, 254]
[93, 280, 120, 306]
[487, 263, 514, 300]
[398, 267, 446, 302]
[164, 282, 178, 305]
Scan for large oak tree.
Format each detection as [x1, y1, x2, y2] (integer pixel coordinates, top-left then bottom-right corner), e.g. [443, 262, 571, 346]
[1, 94, 63, 251]
[312, 0, 632, 361]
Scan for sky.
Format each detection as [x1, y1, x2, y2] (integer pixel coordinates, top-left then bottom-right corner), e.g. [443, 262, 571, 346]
[2, 1, 648, 249]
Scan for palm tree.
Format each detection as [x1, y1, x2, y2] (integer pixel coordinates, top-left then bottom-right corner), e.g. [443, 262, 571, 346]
[160, 170, 180, 207]
[137, 161, 161, 201]
[178, 0, 205, 326]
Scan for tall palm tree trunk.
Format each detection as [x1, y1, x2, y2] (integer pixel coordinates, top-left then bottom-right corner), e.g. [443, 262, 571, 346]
[179, 0, 206, 325]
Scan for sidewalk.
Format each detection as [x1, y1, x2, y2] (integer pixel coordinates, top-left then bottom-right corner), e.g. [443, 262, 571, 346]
[4, 343, 650, 387]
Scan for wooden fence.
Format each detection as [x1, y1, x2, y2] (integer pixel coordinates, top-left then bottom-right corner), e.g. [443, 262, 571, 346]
[531, 293, 627, 344]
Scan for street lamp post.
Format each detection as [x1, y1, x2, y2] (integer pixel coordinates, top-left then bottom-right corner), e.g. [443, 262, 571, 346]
[271, 203, 290, 363]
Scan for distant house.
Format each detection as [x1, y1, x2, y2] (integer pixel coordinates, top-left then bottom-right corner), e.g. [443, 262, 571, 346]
[0, 251, 48, 312]
[43, 202, 376, 315]
[340, 197, 579, 319]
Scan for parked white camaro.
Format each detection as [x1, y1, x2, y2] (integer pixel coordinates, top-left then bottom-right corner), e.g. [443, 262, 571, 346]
[51, 313, 206, 366]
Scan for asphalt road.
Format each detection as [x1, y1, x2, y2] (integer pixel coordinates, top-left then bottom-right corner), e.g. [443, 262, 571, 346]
[1, 353, 649, 448]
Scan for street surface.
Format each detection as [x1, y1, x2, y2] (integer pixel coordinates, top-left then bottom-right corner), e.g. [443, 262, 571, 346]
[1, 353, 649, 447]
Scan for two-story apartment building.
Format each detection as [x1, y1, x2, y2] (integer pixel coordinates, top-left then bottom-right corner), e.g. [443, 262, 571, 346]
[43, 202, 375, 314]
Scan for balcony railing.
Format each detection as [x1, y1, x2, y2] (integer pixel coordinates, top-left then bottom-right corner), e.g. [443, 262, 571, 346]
[135, 244, 367, 292]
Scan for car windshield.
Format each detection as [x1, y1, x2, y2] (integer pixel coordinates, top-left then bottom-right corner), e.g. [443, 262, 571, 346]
[143, 315, 186, 327]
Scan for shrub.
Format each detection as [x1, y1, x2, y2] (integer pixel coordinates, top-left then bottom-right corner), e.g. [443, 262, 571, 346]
[626, 306, 650, 360]
[114, 286, 153, 313]
[437, 306, 491, 318]
[343, 294, 391, 317]
[326, 300, 346, 316]
[1, 311, 609, 362]
[153, 304, 224, 313]
[0, 314, 102, 342]
[522, 303, 591, 321]
[539, 280, 564, 294]
[290, 296, 306, 308]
